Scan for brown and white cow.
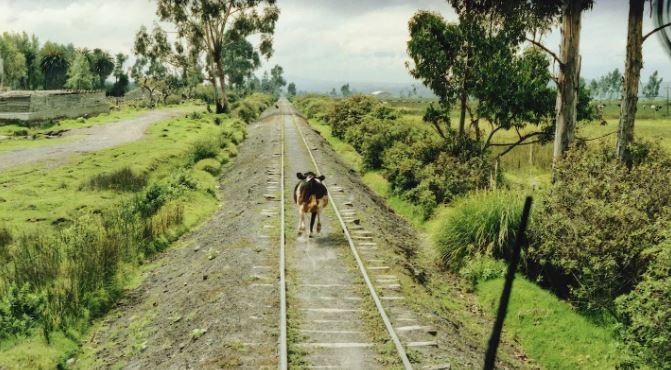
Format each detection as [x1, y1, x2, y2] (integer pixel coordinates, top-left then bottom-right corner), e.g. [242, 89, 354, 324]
[294, 171, 329, 237]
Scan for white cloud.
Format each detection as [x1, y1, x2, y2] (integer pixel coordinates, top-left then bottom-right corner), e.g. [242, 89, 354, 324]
[0, 0, 669, 90]
[0, 0, 159, 54]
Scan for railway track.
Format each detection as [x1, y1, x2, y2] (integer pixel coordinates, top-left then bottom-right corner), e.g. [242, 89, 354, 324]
[274, 99, 445, 369]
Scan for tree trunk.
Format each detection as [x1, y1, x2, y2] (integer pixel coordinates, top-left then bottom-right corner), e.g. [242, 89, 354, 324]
[616, 0, 644, 163]
[552, 0, 583, 170]
[458, 92, 467, 136]
[209, 76, 219, 111]
[215, 62, 229, 114]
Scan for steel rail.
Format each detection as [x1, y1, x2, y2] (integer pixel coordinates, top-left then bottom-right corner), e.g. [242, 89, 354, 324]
[278, 109, 288, 370]
[288, 110, 413, 370]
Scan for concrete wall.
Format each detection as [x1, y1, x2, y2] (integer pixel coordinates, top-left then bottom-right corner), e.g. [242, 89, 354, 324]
[0, 90, 110, 125]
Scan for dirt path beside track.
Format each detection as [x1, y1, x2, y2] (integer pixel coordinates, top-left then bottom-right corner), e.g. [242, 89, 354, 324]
[0, 110, 183, 170]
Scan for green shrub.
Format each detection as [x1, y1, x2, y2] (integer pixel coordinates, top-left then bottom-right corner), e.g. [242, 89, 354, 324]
[459, 255, 507, 289]
[233, 101, 258, 123]
[12, 129, 28, 137]
[87, 166, 147, 191]
[164, 95, 183, 105]
[294, 95, 335, 120]
[188, 111, 203, 120]
[529, 143, 671, 309]
[434, 190, 525, 271]
[194, 158, 221, 176]
[0, 226, 11, 252]
[615, 239, 671, 369]
[327, 95, 379, 139]
[191, 139, 219, 162]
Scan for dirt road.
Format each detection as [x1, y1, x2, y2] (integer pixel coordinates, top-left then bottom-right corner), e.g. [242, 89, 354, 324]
[75, 101, 526, 369]
[0, 110, 182, 170]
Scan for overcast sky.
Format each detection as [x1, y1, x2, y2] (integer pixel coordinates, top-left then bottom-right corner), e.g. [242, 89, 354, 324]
[1, 0, 670, 90]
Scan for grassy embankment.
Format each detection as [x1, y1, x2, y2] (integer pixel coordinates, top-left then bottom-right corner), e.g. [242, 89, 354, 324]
[0, 95, 273, 369]
[299, 98, 628, 369]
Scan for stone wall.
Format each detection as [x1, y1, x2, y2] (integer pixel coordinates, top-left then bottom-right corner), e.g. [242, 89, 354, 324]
[0, 90, 110, 125]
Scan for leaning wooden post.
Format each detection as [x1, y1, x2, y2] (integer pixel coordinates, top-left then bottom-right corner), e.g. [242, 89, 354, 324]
[483, 196, 533, 370]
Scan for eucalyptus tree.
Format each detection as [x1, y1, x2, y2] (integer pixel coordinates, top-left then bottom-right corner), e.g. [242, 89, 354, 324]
[5, 32, 42, 89]
[270, 64, 286, 94]
[131, 25, 174, 105]
[543, 0, 594, 166]
[0, 34, 27, 89]
[65, 51, 94, 90]
[341, 83, 351, 97]
[221, 37, 260, 91]
[156, 0, 280, 113]
[643, 70, 662, 99]
[409, 11, 557, 155]
[617, 0, 671, 162]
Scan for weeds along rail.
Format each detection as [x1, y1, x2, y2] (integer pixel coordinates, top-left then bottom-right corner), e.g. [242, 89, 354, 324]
[286, 110, 414, 370]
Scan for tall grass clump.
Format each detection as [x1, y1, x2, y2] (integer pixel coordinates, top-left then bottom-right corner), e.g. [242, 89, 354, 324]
[434, 190, 525, 271]
[191, 138, 220, 162]
[87, 166, 148, 191]
[0, 176, 189, 342]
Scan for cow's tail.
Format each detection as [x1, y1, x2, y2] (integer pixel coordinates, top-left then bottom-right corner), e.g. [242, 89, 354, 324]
[310, 212, 317, 234]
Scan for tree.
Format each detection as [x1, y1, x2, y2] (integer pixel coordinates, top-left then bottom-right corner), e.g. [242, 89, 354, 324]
[5, 32, 42, 89]
[287, 82, 296, 97]
[616, 0, 671, 163]
[108, 53, 129, 97]
[40, 41, 70, 89]
[340, 83, 351, 97]
[221, 37, 260, 91]
[113, 53, 127, 82]
[88, 48, 114, 89]
[643, 70, 662, 99]
[541, 0, 594, 168]
[407, 5, 556, 156]
[132, 25, 175, 105]
[156, 0, 280, 113]
[270, 65, 286, 94]
[65, 51, 94, 90]
[0, 33, 27, 89]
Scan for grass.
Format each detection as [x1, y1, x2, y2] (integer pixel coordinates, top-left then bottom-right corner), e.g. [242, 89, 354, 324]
[0, 101, 252, 368]
[433, 190, 525, 271]
[478, 277, 623, 369]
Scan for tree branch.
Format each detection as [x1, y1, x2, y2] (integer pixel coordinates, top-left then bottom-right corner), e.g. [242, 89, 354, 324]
[483, 126, 503, 150]
[526, 38, 564, 66]
[643, 22, 671, 43]
[493, 132, 545, 159]
[578, 131, 617, 142]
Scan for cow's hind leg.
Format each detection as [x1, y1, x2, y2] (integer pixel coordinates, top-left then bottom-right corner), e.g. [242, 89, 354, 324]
[297, 209, 305, 236]
[316, 210, 322, 233]
[309, 212, 317, 238]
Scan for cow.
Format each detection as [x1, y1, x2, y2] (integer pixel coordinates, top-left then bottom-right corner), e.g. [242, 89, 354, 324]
[294, 171, 329, 237]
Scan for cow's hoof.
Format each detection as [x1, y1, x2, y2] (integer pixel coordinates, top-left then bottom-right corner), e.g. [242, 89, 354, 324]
[297, 231, 302, 236]
[308, 234, 314, 238]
